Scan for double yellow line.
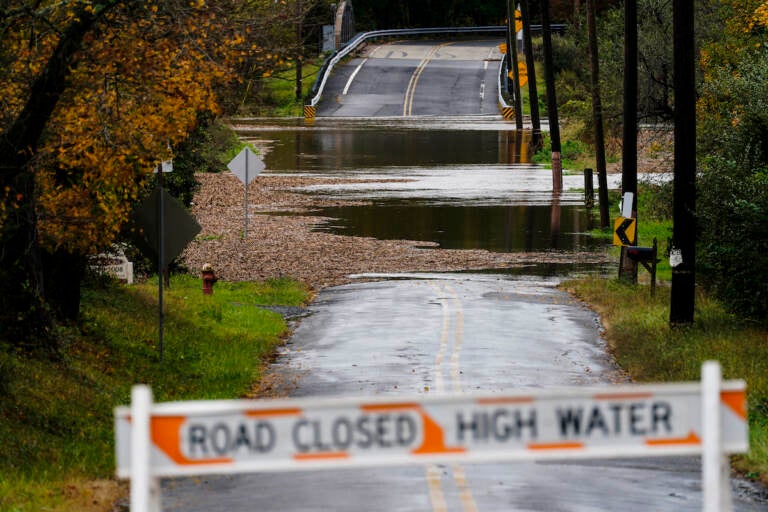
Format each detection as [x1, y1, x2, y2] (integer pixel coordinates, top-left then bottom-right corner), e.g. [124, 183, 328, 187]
[426, 283, 479, 512]
[403, 42, 455, 117]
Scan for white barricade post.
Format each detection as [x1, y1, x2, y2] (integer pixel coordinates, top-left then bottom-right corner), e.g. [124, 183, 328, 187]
[115, 362, 747, 512]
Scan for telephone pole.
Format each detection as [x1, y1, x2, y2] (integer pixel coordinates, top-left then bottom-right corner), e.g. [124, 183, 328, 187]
[670, 0, 696, 325]
[621, 0, 639, 280]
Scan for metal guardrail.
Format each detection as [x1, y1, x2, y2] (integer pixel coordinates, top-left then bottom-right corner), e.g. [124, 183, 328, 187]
[306, 24, 566, 110]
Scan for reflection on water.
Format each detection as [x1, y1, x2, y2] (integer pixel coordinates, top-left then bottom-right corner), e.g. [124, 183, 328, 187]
[314, 201, 597, 253]
[234, 119, 601, 254]
[237, 120, 536, 170]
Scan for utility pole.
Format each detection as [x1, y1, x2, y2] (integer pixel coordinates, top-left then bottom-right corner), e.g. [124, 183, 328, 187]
[507, 0, 524, 130]
[520, 0, 543, 149]
[670, 0, 696, 325]
[621, 0, 639, 280]
[540, 0, 562, 193]
[504, 2, 515, 97]
[295, 0, 304, 102]
[586, 0, 609, 228]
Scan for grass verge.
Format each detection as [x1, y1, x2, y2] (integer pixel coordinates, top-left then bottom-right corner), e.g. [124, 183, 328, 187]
[257, 59, 322, 117]
[0, 274, 310, 511]
[563, 277, 768, 484]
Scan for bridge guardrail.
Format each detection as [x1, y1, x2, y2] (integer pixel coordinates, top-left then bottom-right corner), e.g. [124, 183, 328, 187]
[305, 24, 565, 116]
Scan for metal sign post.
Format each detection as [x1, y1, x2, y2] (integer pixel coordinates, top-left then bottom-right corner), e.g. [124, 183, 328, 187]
[155, 161, 172, 362]
[116, 362, 746, 511]
[227, 147, 265, 238]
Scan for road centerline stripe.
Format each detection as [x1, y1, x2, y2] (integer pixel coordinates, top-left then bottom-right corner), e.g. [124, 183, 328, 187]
[426, 282, 479, 512]
[403, 42, 454, 117]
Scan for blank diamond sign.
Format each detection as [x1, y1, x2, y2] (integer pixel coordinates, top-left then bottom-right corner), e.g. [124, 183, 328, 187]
[228, 147, 264, 185]
[227, 147, 265, 236]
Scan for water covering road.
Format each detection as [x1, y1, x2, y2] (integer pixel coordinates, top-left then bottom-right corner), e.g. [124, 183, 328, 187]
[162, 37, 767, 510]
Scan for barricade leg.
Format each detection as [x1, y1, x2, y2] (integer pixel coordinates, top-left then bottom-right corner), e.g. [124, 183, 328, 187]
[702, 361, 733, 512]
[131, 385, 161, 512]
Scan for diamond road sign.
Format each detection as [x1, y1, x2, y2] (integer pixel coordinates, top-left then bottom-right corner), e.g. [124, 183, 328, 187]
[131, 188, 201, 268]
[228, 147, 264, 185]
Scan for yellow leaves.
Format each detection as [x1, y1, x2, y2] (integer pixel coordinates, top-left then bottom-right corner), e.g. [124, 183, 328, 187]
[749, 2, 768, 31]
[8, 2, 236, 254]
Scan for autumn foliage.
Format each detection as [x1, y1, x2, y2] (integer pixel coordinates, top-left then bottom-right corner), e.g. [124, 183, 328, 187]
[0, 0, 303, 344]
[2, 1, 238, 254]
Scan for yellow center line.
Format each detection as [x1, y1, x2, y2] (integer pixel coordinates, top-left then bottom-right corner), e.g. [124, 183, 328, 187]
[426, 282, 479, 512]
[403, 43, 454, 117]
[426, 465, 449, 512]
[452, 464, 480, 512]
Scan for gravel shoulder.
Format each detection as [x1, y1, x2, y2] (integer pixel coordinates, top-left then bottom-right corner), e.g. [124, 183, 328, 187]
[181, 172, 611, 290]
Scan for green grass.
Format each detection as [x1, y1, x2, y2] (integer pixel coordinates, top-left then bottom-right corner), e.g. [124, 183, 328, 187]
[260, 59, 322, 117]
[0, 274, 310, 511]
[563, 277, 768, 484]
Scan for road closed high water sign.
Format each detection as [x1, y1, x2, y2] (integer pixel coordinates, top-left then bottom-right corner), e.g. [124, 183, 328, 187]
[116, 383, 746, 478]
[115, 363, 746, 511]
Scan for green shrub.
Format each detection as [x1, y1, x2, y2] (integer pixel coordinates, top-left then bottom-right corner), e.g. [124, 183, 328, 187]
[698, 160, 768, 320]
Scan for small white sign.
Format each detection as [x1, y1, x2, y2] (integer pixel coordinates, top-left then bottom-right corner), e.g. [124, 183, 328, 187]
[670, 248, 683, 268]
[621, 192, 634, 218]
[153, 160, 173, 173]
[227, 147, 265, 185]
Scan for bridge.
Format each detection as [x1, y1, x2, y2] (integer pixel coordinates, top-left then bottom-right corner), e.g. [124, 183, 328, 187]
[314, 38, 505, 118]
[304, 25, 564, 121]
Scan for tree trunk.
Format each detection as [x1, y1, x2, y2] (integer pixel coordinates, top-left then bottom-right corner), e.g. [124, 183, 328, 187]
[0, 5, 111, 347]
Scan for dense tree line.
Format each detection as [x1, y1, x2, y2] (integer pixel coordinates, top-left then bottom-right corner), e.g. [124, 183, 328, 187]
[351, 0, 612, 30]
[551, 0, 768, 319]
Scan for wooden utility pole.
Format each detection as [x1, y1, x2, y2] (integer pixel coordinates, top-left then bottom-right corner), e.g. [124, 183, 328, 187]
[295, 0, 304, 102]
[670, 0, 696, 325]
[586, 0, 609, 228]
[520, 0, 543, 149]
[541, 0, 563, 193]
[507, 0, 524, 130]
[621, 0, 639, 280]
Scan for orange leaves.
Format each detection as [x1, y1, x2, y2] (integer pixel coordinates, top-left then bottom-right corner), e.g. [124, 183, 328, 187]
[0, 2, 236, 254]
[750, 2, 768, 31]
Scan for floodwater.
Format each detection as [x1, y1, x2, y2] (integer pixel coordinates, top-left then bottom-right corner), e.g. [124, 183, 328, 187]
[234, 117, 614, 258]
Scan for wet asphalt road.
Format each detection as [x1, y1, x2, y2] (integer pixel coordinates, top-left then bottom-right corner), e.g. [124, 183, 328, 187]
[160, 37, 768, 510]
[162, 274, 768, 511]
[317, 40, 502, 117]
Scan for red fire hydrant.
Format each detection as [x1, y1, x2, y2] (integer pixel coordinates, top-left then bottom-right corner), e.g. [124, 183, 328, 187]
[201, 263, 217, 295]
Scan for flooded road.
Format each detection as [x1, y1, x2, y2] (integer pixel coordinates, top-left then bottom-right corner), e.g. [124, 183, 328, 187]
[233, 118, 611, 256]
[163, 117, 767, 510]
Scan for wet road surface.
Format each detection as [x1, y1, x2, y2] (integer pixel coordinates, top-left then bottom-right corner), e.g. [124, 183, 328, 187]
[161, 56, 768, 508]
[317, 40, 502, 117]
[162, 274, 767, 511]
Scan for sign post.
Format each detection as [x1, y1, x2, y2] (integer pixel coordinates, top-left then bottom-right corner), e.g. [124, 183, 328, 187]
[227, 147, 265, 238]
[116, 362, 746, 511]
